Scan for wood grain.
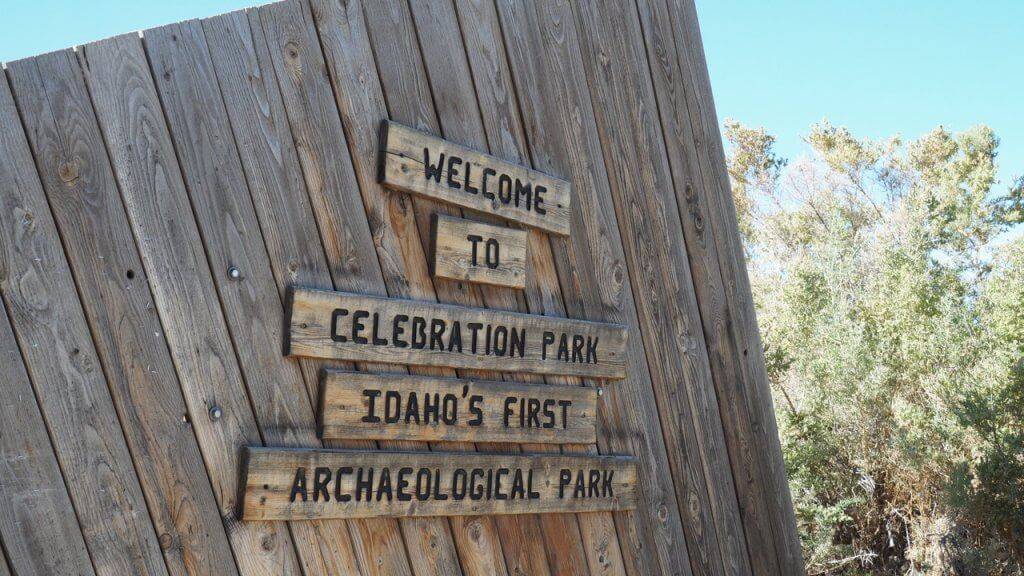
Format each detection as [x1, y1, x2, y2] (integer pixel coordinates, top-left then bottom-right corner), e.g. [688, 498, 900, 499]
[659, 0, 806, 571]
[445, 0, 631, 572]
[319, 371, 597, 444]
[0, 264, 95, 576]
[6, 48, 240, 576]
[0, 0, 803, 573]
[494, 2, 700, 574]
[78, 32, 303, 576]
[381, 121, 571, 235]
[632, 0, 801, 572]
[306, 1, 513, 573]
[287, 287, 628, 378]
[569, 2, 754, 574]
[254, 2, 481, 572]
[142, 19, 368, 576]
[362, 0, 597, 572]
[242, 448, 637, 520]
[432, 214, 528, 289]
[195, 10, 391, 570]
[0, 61, 169, 576]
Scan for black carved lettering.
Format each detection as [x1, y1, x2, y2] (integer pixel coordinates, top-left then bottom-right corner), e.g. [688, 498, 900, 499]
[446, 156, 463, 189]
[542, 331, 555, 360]
[423, 148, 445, 182]
[290, 467, 308, 502]
[351, 310, 369, 344]
[313, 467, 331, 502]
[393, 314, 409, 348]
[361, 389, 382, 423]
[330, 309, 349, 343]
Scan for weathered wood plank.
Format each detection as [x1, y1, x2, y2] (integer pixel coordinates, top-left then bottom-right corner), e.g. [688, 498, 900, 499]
[0, 62, 169, 576]
[307, 0, 531, 572]
[659, 0, 805, 571]
[432, 214, 528, 289]
[287, 287, 628, 378]
[142, 19, 368, 576]
[631, 0, 793, 573]
[186, 10, 388, 574]
[0, 547, 9, 576]
[251, 3, 475, 573]
[205, 4, 461, 574]
[77, 32, 304, 576]
[442, 0, 630, 572]
[361, 0, 588, 572]
[319, 371, 597, 444]
[568, 2, 754, 575]
[0, 267, 94, 576]
[242, 448, 637, 520]
[6, 48, 241, 576]
[381, 121, 571, 235]
[494, 2, 698, 574]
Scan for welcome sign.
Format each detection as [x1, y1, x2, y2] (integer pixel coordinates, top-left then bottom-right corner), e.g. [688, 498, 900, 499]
[381, 121, 573, 236]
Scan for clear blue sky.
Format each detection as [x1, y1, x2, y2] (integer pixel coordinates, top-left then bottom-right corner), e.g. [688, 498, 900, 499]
[1, 1, 1020, 189]
[697, 0, 1023, 189]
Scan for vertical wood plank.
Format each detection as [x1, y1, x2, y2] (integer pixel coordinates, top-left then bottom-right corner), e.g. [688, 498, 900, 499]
[0, 546, 9, 576]
[567, 2, 755, 575]
[350, 1, 560, 573]
[403, 1, 623, 574]
[77, 33, 304, 576]
[306, 1, 516, 575]
[245, 4, 467, 573]
[0, 247, 94, 576]
[630, 0, 796, 573]
[6, 49, 241, 576]
[655, 0, 805, 571]
[141, 20, 366, 576]
[359, 2, 560, 574]
[493, 1, 700, 575]
[0, 61, 169, 576]
[451, 1, 630, 573]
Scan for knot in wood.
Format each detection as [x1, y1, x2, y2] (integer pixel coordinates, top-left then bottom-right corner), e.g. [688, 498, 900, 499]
[58, 160, 80, 184]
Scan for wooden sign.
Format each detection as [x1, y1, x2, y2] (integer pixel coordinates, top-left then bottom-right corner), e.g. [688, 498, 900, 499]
[241, 447, 636, 520]
[319, 371, 598, 444]
[380, 121, 572, 236]
[287, 288, 628, 379]
[432, 215, 528, 289]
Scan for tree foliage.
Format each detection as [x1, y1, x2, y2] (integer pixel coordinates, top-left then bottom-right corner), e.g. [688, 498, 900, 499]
[726, 120, 1024, 574]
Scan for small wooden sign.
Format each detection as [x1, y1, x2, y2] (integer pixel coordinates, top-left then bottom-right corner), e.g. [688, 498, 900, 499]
[287, 288, 628, 379]
[319, 371, 597, 444]
[242, 447, 636, 520]
[432, 215, 528, 289]
[380, 121, 572, 236]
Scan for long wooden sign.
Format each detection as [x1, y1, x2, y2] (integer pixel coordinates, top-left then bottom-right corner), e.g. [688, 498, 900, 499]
[319, 371, 598, 444]
[242, 447, 636, 520]
[287, 288, 629, 378]
[432, 214, 528, 289]
[380, 121, 572, 235]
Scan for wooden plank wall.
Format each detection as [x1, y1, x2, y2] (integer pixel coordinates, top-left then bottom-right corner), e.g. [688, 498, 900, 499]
[0, 1, 803, 575]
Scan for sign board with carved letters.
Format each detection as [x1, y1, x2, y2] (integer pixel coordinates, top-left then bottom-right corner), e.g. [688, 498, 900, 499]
[241, 447, 636, 520]
[287, 288, 628, 379]
[318, 371, 598, 444]
[431, 214, 528, 289]
[380, 121, 572, 236]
